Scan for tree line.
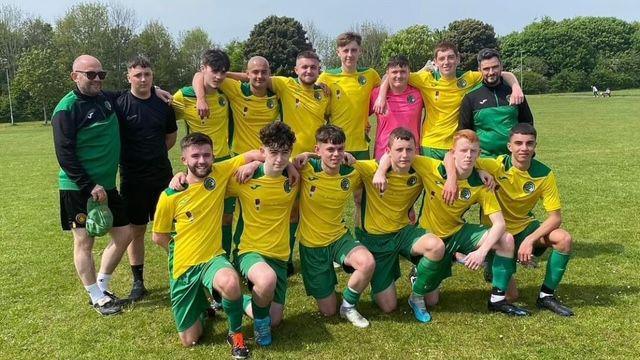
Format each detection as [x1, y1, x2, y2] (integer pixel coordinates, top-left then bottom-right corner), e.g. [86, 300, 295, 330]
[1, 3, 639, 123]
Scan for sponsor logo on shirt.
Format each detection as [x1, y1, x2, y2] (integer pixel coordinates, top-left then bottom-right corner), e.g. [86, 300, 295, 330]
[479, 99, 488, 105]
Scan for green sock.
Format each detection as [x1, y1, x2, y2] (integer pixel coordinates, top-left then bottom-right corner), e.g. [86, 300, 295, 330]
[222, 224, 232, 256]
[543, 249, 570, 290]
[242, 294, 252, 313]
[222, 298, 244, 334]
[413, 257, 443, 296]
[252, 297, 270, 319]
[288, 222, 298, 264]
[342, 287, 360, 306]
[485, 251, 495, 270]
[491, 255, 516, 291]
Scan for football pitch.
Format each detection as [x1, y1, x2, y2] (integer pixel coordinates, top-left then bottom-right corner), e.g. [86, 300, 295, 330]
[1, 90, 639, 359]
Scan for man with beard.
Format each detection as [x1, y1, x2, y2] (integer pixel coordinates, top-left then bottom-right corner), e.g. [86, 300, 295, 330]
[459, 48, 534, 159]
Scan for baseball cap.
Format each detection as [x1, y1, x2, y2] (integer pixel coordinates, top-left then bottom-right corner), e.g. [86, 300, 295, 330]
[86, 198, 113, 237]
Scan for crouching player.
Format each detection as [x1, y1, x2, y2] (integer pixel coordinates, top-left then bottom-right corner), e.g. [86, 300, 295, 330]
[227, 121, 299, 346]
[294, 125, 375, 328]
[352, 128, 443, 322]
[476, 123, 574, 316]
[152, 133, 253, 358]
[376, 129, 529, 320]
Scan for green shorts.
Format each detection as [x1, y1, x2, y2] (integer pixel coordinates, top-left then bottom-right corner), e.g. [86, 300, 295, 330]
[356, 225, 426, 294]
[168, 243, 234, 332]
[514, 220, 547, 257]
[237, 252, 288, 305]
[299, 232, 360, 299]
[438, 223, 488, 282]
[420, 146, 448, 160]
[349, 150, 370, 160]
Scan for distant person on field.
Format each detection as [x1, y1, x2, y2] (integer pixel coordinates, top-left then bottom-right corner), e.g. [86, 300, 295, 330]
[591, 85, 598, 97]
[603, 88, 611, 97]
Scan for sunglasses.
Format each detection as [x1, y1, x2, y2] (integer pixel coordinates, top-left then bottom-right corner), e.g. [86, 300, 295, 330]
[76, 70, 107, 80]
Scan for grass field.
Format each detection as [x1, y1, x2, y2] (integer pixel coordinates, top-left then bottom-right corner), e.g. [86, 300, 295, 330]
[1, 89, 639, 359]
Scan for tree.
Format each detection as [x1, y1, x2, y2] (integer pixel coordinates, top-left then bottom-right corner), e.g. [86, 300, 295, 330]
[134, 21, 179, 89]
[177, 28, 214, 85]
[381, 25, 436, 72]
[303, 21, 339, 69]
[0, 4, 24, 79]
[549, 69, 589, 93]
[521, 71, 548, 94]
[442, 19, 498, 71]
[352, 21, 389, 74]
[244, 15, 312, 76]
[225, 40, 246, 72]
[12, 48, 69, 123]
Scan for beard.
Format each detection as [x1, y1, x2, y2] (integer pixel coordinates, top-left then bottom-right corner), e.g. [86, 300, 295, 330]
[188, 164, 212, 179]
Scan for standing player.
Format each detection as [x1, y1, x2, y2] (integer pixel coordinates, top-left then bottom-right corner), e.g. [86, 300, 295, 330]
[370, 56, 423, 161]
[227, 121, 298, 346]
[374, 41, 524, 160]
[294, 125, 375, 328]
[476, 124, 574, 316]
[375, 129, 530, 319]
[353, 128, 444, 321]
[318, 31, 380, 159]
[459, 48, 533, 158]
[192, 56, 280, 155]
[172, 49, 235, 256]
[117, 55, 177, 301]
[153, 132, 259, 357]
[52, 55, 131, 315]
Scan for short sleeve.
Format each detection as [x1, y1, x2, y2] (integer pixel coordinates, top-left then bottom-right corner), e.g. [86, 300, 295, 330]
[153, 192, 175, 233]
[541, 172, 562, 212]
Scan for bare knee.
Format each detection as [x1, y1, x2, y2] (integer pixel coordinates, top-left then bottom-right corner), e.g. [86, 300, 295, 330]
[215, 270, 241, 299]
[179, 325, 202, 347]
[495, 233, 515, 255]
[553, 230, 572, 253]
[422, 235, 445, 260]
[378, 297, 397, 313]
[350, 248, 375, 274]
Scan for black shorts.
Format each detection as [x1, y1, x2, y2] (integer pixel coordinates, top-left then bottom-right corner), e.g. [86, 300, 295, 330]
[120, 181, 167, 225]
[59, 189, 129, 231]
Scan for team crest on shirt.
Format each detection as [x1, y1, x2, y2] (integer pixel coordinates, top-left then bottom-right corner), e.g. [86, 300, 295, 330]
[218, 96, 227, 106]
[267, 99, 275, 109]
[459, 188, 472, 200]
[314, 91, 323, 101]
[204, 177, 216, 190]
[104, 101, 112, 111]
[358, 75, 367, 85]
[407, 94, 416, 104]
[523, 181, 535, 194]
[284, 179, 292, 193]
[457, 78, 467, 88]
[407, 175, 418, 186]
[75, 213, 87, 225]
[341, 178, 351, 191]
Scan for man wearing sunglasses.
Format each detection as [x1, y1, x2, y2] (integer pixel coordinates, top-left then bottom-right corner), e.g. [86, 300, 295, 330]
[53, 54, 132, 316]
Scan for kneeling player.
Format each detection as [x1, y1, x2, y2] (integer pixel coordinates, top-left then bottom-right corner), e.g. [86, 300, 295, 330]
[476, 123, 574, 316]
[294, 125, 375, 328]
[376, 129, 530, 319]
[152, 133, 251, 358]
[227, 122, 298, 346]
[352, 128, 443, 323]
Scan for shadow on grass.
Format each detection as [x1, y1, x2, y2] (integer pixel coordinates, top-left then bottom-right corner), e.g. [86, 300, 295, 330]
[431, 283, 639, 314]
[572, 241, 625, 259]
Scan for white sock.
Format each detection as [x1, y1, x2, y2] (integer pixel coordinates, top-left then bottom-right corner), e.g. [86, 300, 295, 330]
[539, 291, 553, 299]
[97, 273, 112, 293]
[490, 294, 506, 303]
[85, 283, 104, 304]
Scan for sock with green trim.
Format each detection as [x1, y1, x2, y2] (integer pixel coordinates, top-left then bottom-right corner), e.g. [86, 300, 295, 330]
[491, 254, 516, 292]
[412, 256, 443, 296]
[222, 298, 244, 334]
[342, 287, 360, 307]
[543, 249, 570, 292]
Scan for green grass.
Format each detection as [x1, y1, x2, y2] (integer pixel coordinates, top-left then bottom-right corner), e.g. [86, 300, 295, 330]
[1, 89, 639, 359]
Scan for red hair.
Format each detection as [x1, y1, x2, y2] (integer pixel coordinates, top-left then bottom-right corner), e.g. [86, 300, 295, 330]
[452, 129, 479, 148]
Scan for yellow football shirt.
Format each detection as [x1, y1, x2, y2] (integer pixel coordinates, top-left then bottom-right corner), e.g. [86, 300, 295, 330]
[408, 70, 482, 150]
[412, 155, 501, 238]
[298, 159, 362, 247]
[220, 78, 280, 154]
[318, 67, 381, 152]
[476, 155, 562, 234]
[270, 76, 330, 155]
[353, 160, 423, 235]
[172, 86, 231, 158]
[227, 165, 299, 260]
[153, 155, 245, 279]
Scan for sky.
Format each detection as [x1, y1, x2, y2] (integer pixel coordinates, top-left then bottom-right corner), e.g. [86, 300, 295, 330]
[8, 0, 640, 44]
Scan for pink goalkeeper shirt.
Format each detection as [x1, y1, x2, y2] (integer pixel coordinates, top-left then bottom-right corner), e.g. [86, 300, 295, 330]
[370, 85, 423, 160]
